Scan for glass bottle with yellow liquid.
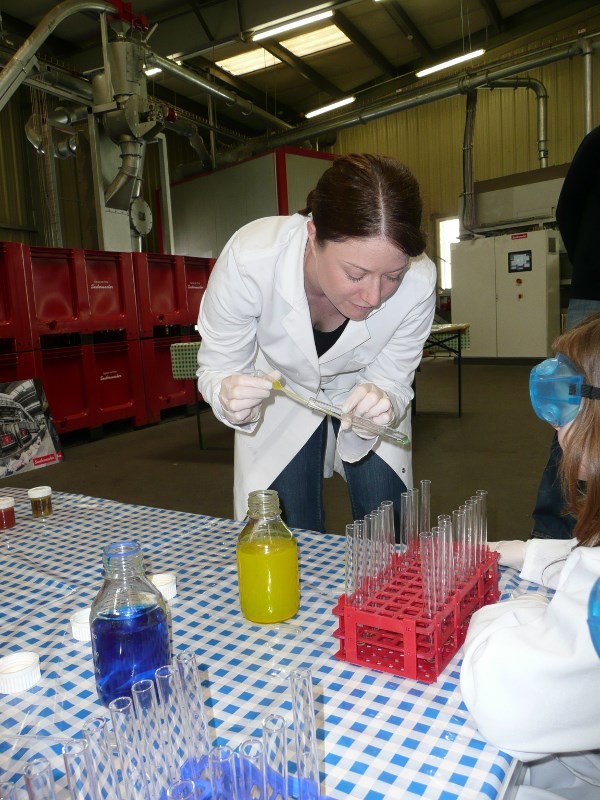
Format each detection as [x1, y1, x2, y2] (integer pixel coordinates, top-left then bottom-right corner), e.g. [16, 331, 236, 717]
[237, 489, 300, 623]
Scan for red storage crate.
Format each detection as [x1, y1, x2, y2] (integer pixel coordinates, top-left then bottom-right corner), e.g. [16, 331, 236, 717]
[181, 255, 214, 326]
[0, 350, 37, 383]
[0, 242, 32, 350]
[89, 339, 146, 428]
[32, 345, 94, 433]
[333, 550, 499, 684]
[141, 335, 194, 422]
[23, 247, 90, 343]
[83, 250, 138, 338]
[132, 253, 187, 337]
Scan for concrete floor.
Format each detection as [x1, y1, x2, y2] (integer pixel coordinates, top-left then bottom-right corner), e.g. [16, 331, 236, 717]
[2, 358, 552, 540]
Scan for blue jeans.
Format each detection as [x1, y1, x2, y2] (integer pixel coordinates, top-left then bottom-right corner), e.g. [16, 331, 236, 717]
[269, 418, 407, 536]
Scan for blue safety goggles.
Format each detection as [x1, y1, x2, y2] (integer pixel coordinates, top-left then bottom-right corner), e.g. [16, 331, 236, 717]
[529, 354, 600, 428]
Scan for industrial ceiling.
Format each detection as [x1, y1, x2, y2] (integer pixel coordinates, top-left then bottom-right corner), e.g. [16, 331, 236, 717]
[0, 0, 599, 143]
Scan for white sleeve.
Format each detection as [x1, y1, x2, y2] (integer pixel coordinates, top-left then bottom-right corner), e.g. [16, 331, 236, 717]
[460, 549, 600, 761]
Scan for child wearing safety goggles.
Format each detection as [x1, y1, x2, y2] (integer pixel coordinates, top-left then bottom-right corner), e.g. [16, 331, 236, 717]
[460, 311, 600, 800]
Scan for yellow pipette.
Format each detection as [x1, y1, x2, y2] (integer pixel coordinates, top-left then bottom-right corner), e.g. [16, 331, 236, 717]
[271, 379, 409, 445]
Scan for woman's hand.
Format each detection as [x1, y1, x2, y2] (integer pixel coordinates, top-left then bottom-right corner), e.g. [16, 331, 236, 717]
[340, 383, 395, 435]
[219, 371, 280, 425]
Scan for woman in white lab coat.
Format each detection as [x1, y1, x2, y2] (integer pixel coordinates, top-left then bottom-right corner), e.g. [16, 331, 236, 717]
[196, 154, 436, 528]
[460, 313, 600, 800]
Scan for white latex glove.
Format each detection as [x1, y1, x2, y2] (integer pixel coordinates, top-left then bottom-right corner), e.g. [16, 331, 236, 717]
[489, 539, 528, 570]
[340, 383, 395, 437]
[219, 370, 280, 425]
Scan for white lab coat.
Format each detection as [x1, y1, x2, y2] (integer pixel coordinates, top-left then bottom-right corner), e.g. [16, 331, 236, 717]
[460, 543, 600, 800]
[196, 214, 437, 519]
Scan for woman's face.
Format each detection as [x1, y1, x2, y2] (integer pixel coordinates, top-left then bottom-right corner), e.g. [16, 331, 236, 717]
[306, 222, 410, 320]
[556, 419, 589, 480]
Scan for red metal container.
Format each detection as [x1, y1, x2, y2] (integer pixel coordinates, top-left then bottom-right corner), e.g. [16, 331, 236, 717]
[0, 242, 33, 350]
[132, 253, 186, 337]
[141, 334, 194, 422]
[90, 338, 146, 428]
[333, 550, 499, 684]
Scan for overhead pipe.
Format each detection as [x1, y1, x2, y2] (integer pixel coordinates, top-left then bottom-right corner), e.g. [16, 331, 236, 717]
[0, 0, 116, 114]
[145, 51, 292, 133]
[164, 117, 210, 164]
[217, 39, 599, 165]
[484, 78, 548, 166]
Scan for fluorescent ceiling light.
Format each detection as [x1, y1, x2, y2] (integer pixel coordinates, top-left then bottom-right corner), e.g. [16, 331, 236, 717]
[415, 48, 485, 77]
[283, 25, 350, 58]
[144, 67, 162, 76]
[252, 10, 333, 41]
[305, 95, 355, 118]
[217, 50, 281, 76]
[217, 24, 350, 76]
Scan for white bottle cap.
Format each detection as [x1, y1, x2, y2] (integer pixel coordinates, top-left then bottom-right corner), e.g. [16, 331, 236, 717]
[0, 651, 41, 694]
[28, 486, 52, 499]
[0, 497, 15, 510]
[150, 572, 177, 601]
[70, 608, 91, 642]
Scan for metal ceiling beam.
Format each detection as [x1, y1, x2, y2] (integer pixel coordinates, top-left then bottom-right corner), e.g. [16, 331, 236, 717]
[261, 41, 344, 98]
[478, 0, 505, 33]
[382, 1, 434, 59]
[190, 2, 215, 41]
[332, 10, 396, 78]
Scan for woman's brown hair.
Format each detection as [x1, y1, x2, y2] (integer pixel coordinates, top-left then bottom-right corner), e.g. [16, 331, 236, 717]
[553, 311, 600, 546]
[299, 153, 426, 256]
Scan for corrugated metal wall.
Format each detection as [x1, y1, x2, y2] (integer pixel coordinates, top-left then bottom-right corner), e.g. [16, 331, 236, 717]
[0, 94, 39, 244]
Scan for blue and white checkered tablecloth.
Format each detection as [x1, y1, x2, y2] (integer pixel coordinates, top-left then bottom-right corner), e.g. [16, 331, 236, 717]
[0, 488, 547, 800]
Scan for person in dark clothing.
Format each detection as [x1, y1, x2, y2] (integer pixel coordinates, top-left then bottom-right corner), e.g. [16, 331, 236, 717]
[531, 126, 600, 539]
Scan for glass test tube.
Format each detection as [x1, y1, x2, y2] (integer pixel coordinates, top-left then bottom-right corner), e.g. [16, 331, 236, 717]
[353, 520, 366, 607]
[209, 745, 238, 800]
[262, 714, 288, 800]
[155, 665, 195, 788]
[63, 739, 97, 800]
[476, 490, 488, 560]
[132, 678, 171, 799]
[437, 515, 454, 601]
[0, 783, 17, 800]
[82, 716, 122, 800]
[345, 523, 356, 602]
[452, 509, 465, 584]
[290, 669, 320, 800]
[166, 781, 195, 800]
[23, 757, 58, 800]
[363, 513, 376, 599]
[460, 503, 473, 578]
[420, 480, 431, 534]
[379, 500, 395, 578]
[238, 737, 266, 800]
[109, 696, 151, 800]
[470, 496, 481, 569]
[400, 492, 410, 563]
[419, 532, 436, 618]
[175, 651, 212, 781]
[409, 488, 420, 561]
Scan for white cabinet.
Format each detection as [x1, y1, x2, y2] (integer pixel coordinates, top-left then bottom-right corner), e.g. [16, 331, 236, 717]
[451, 229, 560, 358]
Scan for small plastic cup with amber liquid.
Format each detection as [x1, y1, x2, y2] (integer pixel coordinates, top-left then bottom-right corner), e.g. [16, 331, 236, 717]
[28, 486, 53, 519]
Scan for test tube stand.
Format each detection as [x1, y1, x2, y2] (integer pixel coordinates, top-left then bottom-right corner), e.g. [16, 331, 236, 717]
[332, 549, 499, 684]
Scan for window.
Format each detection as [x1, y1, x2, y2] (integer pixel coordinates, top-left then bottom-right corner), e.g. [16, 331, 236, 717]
[437, 217, 460, 289]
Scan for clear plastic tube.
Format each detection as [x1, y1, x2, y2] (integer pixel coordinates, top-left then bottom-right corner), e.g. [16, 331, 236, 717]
[132, 678, 171, 799]
[290, 668, 320, 800]
[209, 745, 238, 800]
[82, 717, 122, 800]
[108, 696, 151, 800]
[24, 757, 58, 800]
[238, 737, 266, 800]
[262, 714, 288, 800]
[62, 739, 98, 800]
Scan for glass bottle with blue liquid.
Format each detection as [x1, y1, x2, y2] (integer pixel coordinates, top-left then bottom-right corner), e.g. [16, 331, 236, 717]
[90, 540, 170, 707]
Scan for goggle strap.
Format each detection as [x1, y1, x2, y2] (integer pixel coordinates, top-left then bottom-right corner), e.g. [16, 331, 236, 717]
[581, 384, 600, 400]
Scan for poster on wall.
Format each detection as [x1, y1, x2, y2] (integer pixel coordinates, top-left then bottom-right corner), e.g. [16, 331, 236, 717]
[0, 378, 62, 479]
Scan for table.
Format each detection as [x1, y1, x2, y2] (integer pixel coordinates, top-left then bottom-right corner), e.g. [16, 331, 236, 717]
[415, 323, 470, 417]
[0, 489, 543, 799]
